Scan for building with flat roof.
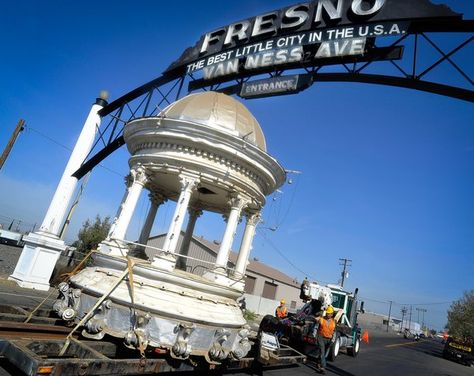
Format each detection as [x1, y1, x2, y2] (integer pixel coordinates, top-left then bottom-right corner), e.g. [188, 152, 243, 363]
[147, 232, 303, 315]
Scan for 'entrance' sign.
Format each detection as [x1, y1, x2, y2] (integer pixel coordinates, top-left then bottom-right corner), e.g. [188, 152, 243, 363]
[240, 75, 313, 98]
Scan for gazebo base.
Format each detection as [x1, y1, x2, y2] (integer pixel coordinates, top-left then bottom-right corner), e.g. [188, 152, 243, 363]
[53, 253, 252, 363]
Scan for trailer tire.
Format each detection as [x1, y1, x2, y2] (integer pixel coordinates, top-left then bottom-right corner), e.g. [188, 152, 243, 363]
[347, 338, 360, 357]
[328, 334, 340, 362]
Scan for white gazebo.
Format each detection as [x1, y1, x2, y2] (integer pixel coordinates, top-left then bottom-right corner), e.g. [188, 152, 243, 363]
[54, 92, 286, 363]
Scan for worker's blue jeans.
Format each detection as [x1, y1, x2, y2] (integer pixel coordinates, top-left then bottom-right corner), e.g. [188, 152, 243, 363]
[317, 336, 332, 368]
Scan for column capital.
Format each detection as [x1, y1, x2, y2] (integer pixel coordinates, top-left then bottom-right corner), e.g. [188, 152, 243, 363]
[178, 173, 200, 193]
[149, 192, 167, 206]
[188, 207, 203, 219]
[227, 193, 251, 211]
[245, 211, 262, 226]
[131, 165, 148, 186]
[124, 174, 133, 188]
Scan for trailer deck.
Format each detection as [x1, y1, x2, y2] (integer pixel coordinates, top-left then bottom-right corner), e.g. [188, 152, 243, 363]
[0, 304, 306, 375]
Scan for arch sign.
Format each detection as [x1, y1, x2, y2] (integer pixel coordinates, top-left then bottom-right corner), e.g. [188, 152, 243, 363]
[164, 0, 468, 98]
[74, 0, 472, 179]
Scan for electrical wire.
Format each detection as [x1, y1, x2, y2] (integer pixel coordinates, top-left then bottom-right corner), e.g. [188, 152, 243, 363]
[256, 230, 314, 280]
[256, 230, 333, 285]
[275, 174, 301, 228]
[360, 296, 453, 307]
[27, 126, 72, 152]
[26, 126, 123, 177]
[398, 301, 453, 306]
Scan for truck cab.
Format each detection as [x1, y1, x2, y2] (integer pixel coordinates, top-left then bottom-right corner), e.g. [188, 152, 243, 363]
[259, 281, 364, 362]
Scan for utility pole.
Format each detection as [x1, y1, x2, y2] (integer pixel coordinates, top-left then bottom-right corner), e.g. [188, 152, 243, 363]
[401, 306, 408, 332]
[416, 307, 421, 324]
[0, 119, 25, 170]
[339, 258, 352, 288]
[387, 300, 393, 332]
[409, 305, 413, 333]
[420, 308, 427, 329]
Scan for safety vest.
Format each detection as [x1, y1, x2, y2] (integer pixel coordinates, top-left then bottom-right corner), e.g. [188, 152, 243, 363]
[276, 305, 288, 318]
[318, 317, 336, 339]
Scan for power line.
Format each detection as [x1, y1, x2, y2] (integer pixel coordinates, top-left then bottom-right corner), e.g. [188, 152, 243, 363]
[360, 296, 390, 304]
[399, 301, 453, 306]
[257, 231, 314, 280]
[246, 233, 454, 310]
[274, 174, 301, 228]
[27, 126, 72, 152]
[26, 126, 123, 177]
[360, 295, 453, 306]
[256, 231, 333, 285]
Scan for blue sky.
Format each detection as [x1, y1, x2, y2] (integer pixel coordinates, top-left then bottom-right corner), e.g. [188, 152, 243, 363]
[0, 0, 472, 330]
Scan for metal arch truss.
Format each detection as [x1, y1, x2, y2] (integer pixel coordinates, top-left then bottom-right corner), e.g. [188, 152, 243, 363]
[73, 28, 473, 180]
[188, 31, 474, 101]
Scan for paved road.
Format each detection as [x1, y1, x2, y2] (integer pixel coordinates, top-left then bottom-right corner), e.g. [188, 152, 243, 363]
[1, 318, 472, 376]
[0, 248, 472, 375]
[224, 335, 473, 376]
[0, 244, 21, 279]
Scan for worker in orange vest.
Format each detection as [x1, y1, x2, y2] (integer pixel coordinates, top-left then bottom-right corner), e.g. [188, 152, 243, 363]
[317, 305, 336, 374]
[443, 332, 449, 343]
[275, 299, 288, 319]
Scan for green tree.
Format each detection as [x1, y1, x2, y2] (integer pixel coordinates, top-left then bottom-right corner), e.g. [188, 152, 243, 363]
[72, 215, 111, 254]
[447, 290, 474, 339]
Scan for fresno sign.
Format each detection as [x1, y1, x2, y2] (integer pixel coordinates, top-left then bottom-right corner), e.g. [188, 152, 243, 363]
[199, 0, 387, 54]
[164, 0, 461, 91]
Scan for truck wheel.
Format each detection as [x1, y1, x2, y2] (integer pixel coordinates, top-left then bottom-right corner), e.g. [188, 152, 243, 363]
[328, 335, 340, 361]
[347, 338, 360, 357]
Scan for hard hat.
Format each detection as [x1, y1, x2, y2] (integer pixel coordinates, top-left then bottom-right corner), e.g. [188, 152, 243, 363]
[280, 299, 286, 305]
[326, 306, 334, 314]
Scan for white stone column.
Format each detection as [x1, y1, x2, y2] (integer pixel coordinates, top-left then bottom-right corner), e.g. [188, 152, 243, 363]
[9, 95, 107, 291]
[99, 166, 147, 257]
[214, 194, 249, 270]
[176, 207, 202, 271]
[129, 193, 166, 259]
[138, 193, 166, 246]
[234, 211, 261, 276]
[152, 174, 199, 271]
[40, 97, 107, 237]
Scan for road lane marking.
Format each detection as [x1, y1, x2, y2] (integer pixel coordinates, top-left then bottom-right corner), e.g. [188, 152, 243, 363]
[385, 340, 426, 348]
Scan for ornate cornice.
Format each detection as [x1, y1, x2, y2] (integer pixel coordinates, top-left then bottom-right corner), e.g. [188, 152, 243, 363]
[130, 140, 268, 192]
[125, 117, 287, 193]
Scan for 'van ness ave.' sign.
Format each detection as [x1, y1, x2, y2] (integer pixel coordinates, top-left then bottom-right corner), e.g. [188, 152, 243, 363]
[166, 0, 460, 81]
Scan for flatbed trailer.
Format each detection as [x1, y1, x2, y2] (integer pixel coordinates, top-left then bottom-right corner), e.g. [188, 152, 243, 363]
[0, 306, 306, 375]
[0, 336, 305, 376]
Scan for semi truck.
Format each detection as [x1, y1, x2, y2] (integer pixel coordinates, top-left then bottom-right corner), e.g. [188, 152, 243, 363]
[259, 280, 364, 363]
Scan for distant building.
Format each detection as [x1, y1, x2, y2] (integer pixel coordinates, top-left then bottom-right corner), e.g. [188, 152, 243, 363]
[358, 311, 422, 333]
[147, 232, 302, 315]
